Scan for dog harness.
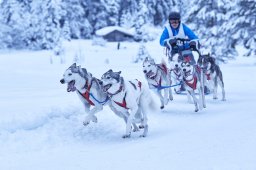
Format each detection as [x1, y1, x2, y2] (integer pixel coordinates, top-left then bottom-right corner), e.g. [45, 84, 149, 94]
[152, 77, 162, 89]
[111, 79, 142, 109]
[206, 73, 211, 80]
[129, 79, 142, 91]
[78, 80, 95, 106]
[114, 92, 129, 109]
[172, 68, 182, 80]
[184, 76, 197, 90]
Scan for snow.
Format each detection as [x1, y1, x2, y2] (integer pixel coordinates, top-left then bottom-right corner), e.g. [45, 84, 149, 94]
[0, 40, 256, 170]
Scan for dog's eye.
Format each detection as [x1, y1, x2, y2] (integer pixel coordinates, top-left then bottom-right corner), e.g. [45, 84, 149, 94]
[106, 76, 110, 79]
[68, 73, 72, 76]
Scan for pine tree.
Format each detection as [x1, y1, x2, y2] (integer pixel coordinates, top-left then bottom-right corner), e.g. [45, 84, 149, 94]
[134, 0, 149, 41]
[102, 0, 120, 26]
[63, 0, 92, 39]
[186, 0, 233, 60]
[231, 0, 256, 56]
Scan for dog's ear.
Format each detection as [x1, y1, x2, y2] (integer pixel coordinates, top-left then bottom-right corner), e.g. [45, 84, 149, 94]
[108, 69, 113, 73]
[70, 63, 77, 68]
[82, 68, 87, 74]
[117, 71, 121, 75]
[81, 68, 87, 76]
[209, 57, 216, 63]
[150, 58, 155, 64]
[70, 64, 80, 72]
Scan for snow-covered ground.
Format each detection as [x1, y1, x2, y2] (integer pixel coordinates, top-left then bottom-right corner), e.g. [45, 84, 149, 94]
[0, 40, 255, 170]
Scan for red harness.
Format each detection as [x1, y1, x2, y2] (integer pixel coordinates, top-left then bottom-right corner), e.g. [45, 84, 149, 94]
[114, 93, 128, 109]
[185, 76, 197, 90]
[113, 80, 142, 109]
[206, 73, 211, 80]
[78, 81, 95, 106]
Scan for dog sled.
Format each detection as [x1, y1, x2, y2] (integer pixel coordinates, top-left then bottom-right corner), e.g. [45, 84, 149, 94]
[164, 38, 210, 95]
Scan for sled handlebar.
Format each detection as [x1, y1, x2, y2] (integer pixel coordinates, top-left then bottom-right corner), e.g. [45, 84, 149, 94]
[175, 38, 190, 42]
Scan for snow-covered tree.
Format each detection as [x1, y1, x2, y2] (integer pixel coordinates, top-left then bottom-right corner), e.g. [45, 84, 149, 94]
[186, 0, 234, 60]
[103, 0, 120, 26]
[229, 0, 256, 57]
[133, 43, 151, 63]
[153, 0, 174, 26]
[134, 0, 149, 41]
[0, 0, 29, 49]
[63, 0, 92, 39]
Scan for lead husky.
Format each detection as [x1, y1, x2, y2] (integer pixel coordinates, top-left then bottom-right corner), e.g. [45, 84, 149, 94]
[60, 63, 110, 126]
[101, 69, 155, 138]
[143, 57, 173, 109]
[60, 63, 140, 132]
[197, 54, 226, 101]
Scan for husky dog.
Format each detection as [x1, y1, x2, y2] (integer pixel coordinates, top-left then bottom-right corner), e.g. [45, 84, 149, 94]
[60, 63, 111, 126]
[142, 57, 173, 109]
[101, 69, 155, 138]
[169, 53, 186, 94]
[198, 54, 226, 101]
[180, 59, 206, 112]
[60, 64, 141, 134]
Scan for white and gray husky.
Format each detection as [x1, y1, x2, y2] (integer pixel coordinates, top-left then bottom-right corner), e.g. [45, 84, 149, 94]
[197, 54, 226, 101]
[101, 69, 156, 138]
[142, 57, 173, 109]
[60, 63, 110, 126]
[180, 59, 206, 112]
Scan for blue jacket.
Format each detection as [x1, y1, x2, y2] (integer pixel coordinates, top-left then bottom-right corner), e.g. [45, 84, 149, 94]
[160, 23, 198, 46]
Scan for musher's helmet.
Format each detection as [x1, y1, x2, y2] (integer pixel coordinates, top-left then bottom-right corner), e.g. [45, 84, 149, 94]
[168, 12, 181, 20]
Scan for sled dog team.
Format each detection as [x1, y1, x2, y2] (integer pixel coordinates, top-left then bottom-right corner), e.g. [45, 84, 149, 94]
[60, 54, 225, 138]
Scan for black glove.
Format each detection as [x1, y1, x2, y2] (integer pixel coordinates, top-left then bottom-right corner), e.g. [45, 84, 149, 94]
[189, 41, 197, 51]
[168, 39, 177, 46]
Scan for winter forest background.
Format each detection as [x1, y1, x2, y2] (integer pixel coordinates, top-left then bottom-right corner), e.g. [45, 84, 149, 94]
[0, 0, 255, 60]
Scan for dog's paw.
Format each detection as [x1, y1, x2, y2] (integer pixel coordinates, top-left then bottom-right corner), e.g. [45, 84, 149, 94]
[83, 121, 90, 126]
[139, 134, 146, 138]
[122, 134, 131, 138]
[133, 128, 139, 132]
[169, 96, 173, 101]
[195, 108, 199, 112]
[91, 116, 98, 123]
[139, 125, 144, 129]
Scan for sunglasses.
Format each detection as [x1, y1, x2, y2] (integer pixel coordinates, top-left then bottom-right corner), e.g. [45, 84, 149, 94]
[170, 20, 179, 24]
